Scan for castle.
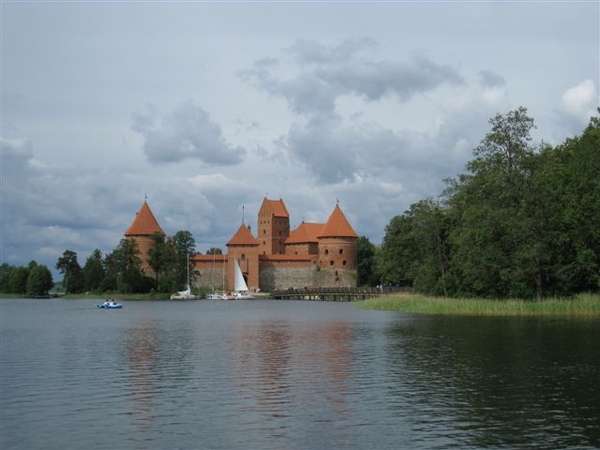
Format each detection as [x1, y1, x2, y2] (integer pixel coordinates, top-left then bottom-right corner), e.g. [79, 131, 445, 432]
[124, 197, 358, 292]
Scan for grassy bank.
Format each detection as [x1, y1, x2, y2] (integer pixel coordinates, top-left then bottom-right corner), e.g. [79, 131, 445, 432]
[357, 293, 600, 317]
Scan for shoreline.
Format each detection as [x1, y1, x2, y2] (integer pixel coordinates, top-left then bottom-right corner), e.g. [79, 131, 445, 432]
[356, 293, 600, 317]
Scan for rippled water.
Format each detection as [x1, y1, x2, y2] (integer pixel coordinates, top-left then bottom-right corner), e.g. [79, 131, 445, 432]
[1, 298, 599, 449]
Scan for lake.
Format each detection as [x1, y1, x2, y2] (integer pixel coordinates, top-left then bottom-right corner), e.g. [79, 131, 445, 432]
[1, 298, 599, 449]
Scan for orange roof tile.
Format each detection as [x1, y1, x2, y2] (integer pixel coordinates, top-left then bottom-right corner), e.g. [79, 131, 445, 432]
[286, 222, 324, 244]
[261, 198, 289, 218]
[227, 223, 259, 246]
[318, 205, 357, 238]
[124, 201, 165, 236]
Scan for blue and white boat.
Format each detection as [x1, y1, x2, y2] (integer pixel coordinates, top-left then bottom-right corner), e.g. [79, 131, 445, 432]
[97, 300, 123, 309]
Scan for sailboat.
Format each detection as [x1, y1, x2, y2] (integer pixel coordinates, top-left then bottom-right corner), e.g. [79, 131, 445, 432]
[206, 255, 228, 300]
[170, 254, 197, 300]
[231, 259, 254, 299]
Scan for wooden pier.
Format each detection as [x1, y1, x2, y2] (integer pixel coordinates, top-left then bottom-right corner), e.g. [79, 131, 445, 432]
[270, 287, 385, 302]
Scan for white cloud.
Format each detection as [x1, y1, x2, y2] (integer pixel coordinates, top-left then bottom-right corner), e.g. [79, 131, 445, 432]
[560, 79, 598, 122]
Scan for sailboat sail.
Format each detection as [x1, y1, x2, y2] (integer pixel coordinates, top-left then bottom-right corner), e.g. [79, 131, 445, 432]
[234, 259, 249, 292]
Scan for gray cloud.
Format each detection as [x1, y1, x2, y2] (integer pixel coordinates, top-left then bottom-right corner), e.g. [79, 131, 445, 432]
[243, 39, 464, 117]
[3, 2, 596, 276]
[479, 70, 506, 88]
[132, 100, 245, 165]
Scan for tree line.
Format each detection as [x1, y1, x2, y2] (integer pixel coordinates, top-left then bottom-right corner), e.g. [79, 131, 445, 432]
[358, 107, 600, 299]
[3, 107, 597, 299]
[0, 230, 205, 296]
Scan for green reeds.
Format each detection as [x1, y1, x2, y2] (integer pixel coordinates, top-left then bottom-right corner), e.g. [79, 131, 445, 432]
[357, 293, 600, 317]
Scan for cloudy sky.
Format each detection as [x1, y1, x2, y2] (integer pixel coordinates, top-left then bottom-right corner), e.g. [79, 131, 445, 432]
[2, 1, 598, 277]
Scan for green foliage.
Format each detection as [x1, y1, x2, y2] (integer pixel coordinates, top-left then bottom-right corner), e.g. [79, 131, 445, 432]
[0, 264, 16, 293]
[82, 249, 105, 291]
[378, 199, 452, 294]
[9, 266, 29, 294]
[26, 264, 53, 297]
[56, 250, 84, 294]
[357, 236, 378, 286]
[380, 108, 600, 299]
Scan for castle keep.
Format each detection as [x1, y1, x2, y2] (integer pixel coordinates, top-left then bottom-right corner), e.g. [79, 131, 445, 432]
[125, 197, 358, 292]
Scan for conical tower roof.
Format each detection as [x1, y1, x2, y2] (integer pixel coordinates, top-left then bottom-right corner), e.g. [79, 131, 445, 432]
[124, 201, 165, 237]
[227, 223, 259, 246]
[318, 204, 357, 238]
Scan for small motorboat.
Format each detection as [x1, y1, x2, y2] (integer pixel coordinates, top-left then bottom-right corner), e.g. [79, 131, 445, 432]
[97, 300, 123, 309]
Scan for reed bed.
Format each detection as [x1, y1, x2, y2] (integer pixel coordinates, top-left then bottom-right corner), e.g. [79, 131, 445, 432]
[357, 293, 600, 317]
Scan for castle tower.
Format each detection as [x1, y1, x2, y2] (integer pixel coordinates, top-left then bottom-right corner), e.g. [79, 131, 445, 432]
[318, 204, 358, 281]
[226, 223, 259, 291]
[257, 198, 290, 256]
[124, 200, 165, 276]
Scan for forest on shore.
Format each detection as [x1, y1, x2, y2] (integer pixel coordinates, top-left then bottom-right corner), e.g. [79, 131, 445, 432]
[2, 107, 599, 300]
[360, 107, 600, 299]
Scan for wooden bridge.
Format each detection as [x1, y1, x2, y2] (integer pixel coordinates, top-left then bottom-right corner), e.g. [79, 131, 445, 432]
[270, 287, 387, 302]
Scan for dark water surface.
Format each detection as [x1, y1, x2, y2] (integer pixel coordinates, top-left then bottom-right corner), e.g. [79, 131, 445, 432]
[1, 298, 599, 449]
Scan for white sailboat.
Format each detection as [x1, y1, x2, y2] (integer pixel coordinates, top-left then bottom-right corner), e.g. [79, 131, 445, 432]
[206, 256, 228, 300]
[232, 259, 254, 299]
[170, 255, 197, 300]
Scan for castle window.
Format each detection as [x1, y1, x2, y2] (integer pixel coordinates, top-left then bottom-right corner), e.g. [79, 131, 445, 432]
[330, 260, 334, 266]
[241, 254, 246, 261]
[339, 249, 343, 255]
[342, 260, 347, 266]
[324, 249, 329, 255]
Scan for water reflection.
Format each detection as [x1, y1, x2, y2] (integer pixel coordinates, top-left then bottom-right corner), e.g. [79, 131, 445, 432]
[121, 319, 197, 445]
[123, 321, 159, 440]
[2, 299, 598, 450]
[384, 316, 600, 449]
[229, 318, 354, 444]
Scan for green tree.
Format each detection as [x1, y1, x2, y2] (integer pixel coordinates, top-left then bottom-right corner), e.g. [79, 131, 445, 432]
[56, 250, 84, 294]
[107, 238, 147, 293]
[357, 236, 378, 286]
[206, 247, 223, 255]
[378, 199, 452, 295]
[9, 266, 29, 294]
[448, 107, 539, 298]
[147, 232, 177, 292]
[26, 264, 53, 297]
[407, 199, 453, 296]
[539, 113, 600, 294]
[378, 214, 416, 287]
[171, 230, 196, 290]
[0, 263, 14, 292]
[82, 249, 105, 292]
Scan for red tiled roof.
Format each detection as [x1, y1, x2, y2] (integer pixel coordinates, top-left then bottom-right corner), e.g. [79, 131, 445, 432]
[227, 223, 259, 246]
[261, 198, 289, 218]
[318, 205, 357, 238]
[286, 222, 324, 244]
[124, 201, 165, 236]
